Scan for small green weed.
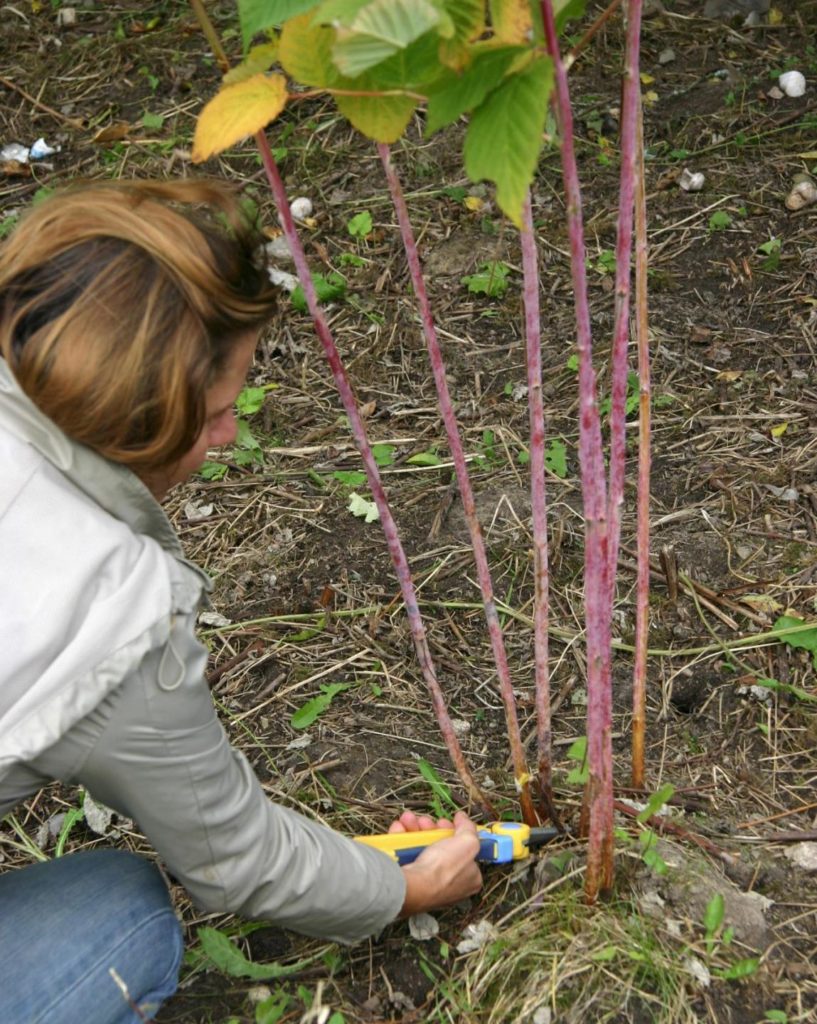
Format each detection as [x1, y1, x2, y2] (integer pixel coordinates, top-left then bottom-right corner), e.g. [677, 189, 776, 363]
[708, 210, 732, 231]
[291, 683, 352, 729]
[141, 111, 164, 131]
[417, 758, 458, 818]
[589, 248, 617, 275]
[772, 615, 817, 670]
[291, 271, 347, 312]
[346, 210, 373, 238]
[461, 261, 510, 297]
[757, 238, 781, 271]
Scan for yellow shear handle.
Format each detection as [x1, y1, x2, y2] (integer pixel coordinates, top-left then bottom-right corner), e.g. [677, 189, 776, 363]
[355, 822, 532, 864]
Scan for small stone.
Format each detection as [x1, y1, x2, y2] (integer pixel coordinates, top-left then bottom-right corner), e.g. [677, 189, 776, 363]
[184, 500, 214, 522]
[451, 718, 471, 738]
[268, 267, 299, 291]
[767, 85, 784, 100]
[247, 986, 272, 1004]
[56, 7, 77, 27]
[289, 196, 313, 221]
[658, 48, 676, 65]
[779, 71, 806, 98]
[785, 842, 817, 872]
[264, 235, 292, 262]
[198, 610, 232, 628]
[785, 178, 817, 212]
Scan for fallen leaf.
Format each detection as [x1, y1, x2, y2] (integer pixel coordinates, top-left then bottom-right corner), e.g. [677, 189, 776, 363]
[770, 422, 788, 437]
[716, 369, 743, 381]
[348, 492, 379, 523]
[1, 161, 31, 178]
[93, 122, 132, 143]
[740, 594, 783, 614]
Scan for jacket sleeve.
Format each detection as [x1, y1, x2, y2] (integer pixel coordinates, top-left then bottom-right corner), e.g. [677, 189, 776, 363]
[31, 613, 406, 945]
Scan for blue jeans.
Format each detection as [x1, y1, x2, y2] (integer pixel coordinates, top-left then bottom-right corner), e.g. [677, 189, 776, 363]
[0, 849, 183, 1024]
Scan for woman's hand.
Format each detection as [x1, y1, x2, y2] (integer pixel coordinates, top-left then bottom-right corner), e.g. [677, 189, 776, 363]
[390, 810, 483, 918]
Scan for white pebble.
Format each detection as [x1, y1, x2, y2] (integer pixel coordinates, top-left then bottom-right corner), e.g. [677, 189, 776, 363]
[679, 167, 705, 192]
[779, 71, 806, 98]
[289, 196, 313, 221]
[785, 178, 817, 211]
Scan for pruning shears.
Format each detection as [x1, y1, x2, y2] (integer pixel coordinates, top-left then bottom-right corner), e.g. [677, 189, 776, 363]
[355, 821, 561, 866]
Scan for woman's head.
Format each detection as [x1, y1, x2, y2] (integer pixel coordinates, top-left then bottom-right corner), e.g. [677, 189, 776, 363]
[0, 180, 278, 485]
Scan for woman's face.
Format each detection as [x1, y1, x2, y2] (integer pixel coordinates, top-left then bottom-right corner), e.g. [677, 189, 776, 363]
[142, 331, 258, 500]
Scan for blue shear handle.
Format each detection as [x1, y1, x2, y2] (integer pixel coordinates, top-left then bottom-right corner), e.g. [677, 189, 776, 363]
[392, 832, 515, 866]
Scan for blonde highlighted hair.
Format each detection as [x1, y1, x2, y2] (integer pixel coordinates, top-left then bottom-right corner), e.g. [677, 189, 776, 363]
[0, 180, 278, 470]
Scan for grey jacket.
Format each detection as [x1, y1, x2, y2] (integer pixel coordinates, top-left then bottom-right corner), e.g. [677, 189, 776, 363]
[0, 358, 404, 943]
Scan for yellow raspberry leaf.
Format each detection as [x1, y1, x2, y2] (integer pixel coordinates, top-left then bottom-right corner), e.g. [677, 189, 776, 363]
[770, 421, 788, 437]
[489, 0, 532, 43]
[193, 74, 288, 162]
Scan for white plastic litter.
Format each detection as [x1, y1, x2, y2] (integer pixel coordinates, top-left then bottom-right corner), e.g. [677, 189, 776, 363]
[779, 71, 806, 98]
[685, 956, 712, 990]
[679, 168, 705, 191]
[0, 138, 61, 164]
[183, 500, 213, 521]
[30, 137, 60, 159]
[0, 143, 30, 163]
[198, 610, 232, 628]
[456, 919, 498, 954]
[408, 913, 440, 940]
[737, 684, 772, 702]
[289, 196, 313, 221]
[83, 792, 116, 836]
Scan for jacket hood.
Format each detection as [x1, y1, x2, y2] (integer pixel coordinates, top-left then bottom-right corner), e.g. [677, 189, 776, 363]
[0, 357, 189, 559]
[0, 357, 211, 774]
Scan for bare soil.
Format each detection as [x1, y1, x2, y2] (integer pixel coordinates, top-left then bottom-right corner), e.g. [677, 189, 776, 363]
[2, 1, 816, 1022]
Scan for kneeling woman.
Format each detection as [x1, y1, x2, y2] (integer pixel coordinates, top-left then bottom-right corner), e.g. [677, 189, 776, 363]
[0, 181, 481, 1024]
